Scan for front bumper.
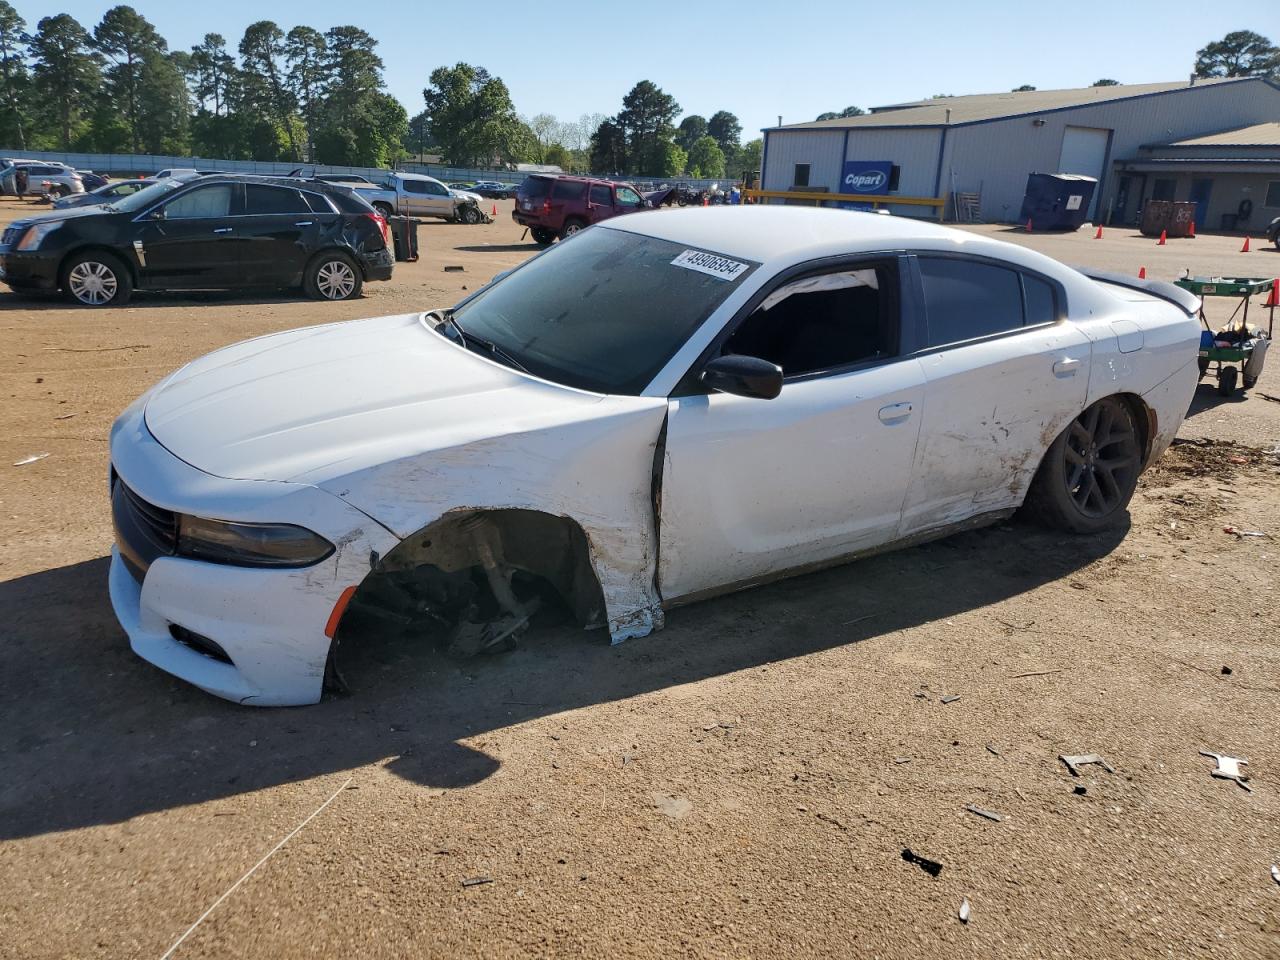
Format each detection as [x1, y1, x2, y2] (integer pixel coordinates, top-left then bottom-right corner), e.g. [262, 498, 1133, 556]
[108, 391, 400, 706]
[0, 249, 60, 290]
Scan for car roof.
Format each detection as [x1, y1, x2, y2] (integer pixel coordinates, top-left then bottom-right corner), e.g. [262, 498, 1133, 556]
[598, 205, 1102, 295]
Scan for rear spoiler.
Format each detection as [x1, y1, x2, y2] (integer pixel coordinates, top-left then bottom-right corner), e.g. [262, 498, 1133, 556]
[1077, 267, 1201, 316]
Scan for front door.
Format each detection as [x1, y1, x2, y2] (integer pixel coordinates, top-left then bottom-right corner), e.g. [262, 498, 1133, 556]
[613, 185, 645, 220]
[899, 255, 1090, 536]
[134, 182, 240, 289]
[1189, 178, 1213, 229]
[658, 257, 925, 601]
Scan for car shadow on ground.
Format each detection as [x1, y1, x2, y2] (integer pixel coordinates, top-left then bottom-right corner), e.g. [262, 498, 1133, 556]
[451, 243, 545, 254]
[0, 518, 1128, 841]
[0, 289, 329, 311]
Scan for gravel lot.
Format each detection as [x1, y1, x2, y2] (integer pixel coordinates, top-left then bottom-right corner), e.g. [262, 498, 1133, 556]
[2, 196, 1279, 959]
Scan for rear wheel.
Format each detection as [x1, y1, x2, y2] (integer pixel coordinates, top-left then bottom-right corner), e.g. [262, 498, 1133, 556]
[61, 251, 132, 306]
[1023, 396, 1141, 533]
[305, 252, 362, 301]
[530, 227, 555, 246]
[560, 218, 586, 240]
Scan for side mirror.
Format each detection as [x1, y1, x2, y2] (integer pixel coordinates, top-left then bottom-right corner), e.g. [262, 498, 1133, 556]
[701, 354, 783, 400]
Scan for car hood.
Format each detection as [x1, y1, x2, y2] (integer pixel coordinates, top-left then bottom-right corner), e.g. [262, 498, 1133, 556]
[142, 313, 640, 487]
[9, 203, 113, 226]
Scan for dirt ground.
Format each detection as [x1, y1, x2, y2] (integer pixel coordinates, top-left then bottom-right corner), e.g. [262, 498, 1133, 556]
[2, 196, 1279, 959]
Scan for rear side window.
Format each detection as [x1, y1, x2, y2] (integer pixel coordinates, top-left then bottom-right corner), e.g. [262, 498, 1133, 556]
[303, 192, 335, 214]
[325, 188, 373, 214]
[1023, 275, 1057, 326]
[520, 177, 553, 200]
[919, 258, 1024, 347]
[552, 180, 586, 200]
[589, 184, 612, 205]
[245, 185, 309, 214]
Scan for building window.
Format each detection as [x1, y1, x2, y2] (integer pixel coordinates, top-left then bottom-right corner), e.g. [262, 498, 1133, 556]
[793, 163, 810, 187]
[1266, 181, 1280, 208]
[888, 165, 901, 192]
[1151, 179, 1176, 202]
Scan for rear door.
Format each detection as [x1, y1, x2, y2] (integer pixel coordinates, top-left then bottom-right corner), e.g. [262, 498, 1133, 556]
[133, 182, 240, 288]
[238, 183, 322, 285]
[587, 183, 615, 223]
[898, 255, 1090, 536]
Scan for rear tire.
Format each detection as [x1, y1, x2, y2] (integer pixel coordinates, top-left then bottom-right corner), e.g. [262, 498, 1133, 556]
[305, 251, 363, 301]
[1023, 396, 1141, 533]
[530, 227, 555, 246]
[560, 218, 586, 240]
[1217, 366, 1238, 396]
[61, 251, 132, 306]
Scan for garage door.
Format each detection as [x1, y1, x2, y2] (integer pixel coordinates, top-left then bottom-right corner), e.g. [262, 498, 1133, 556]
[1058, 126, 1110, 218]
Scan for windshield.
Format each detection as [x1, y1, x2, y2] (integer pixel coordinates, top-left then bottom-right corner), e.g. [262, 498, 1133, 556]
[110, 178, 185, 213]
[450, 226, 756, 394]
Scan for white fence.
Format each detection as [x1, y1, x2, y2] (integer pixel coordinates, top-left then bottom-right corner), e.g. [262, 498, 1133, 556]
[0, 149, 729, 191]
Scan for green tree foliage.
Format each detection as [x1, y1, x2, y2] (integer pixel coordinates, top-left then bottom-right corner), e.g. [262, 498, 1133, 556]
[285, 26, 326, 159]
[1194, 30, 1279, 78]
[0, 1, 28, 148]
[816, 105, 865, 121]
[312, 26, 405, 166]
[543, 142, 572, 171]
[239, 21, 299, 160]
[707, 110, 741, 153]
[617, 80, 680, 176]
[30, 14, 101, 148]
[423, 62, 531, 166]
[736, 138, 763, 175]
[589, 118, 626, 173]
[675, 114, 706, 151]
[93, 6, 166, 152]
[686, 135, 725, 178]
[135, 51, 190, 153]
[189, 33, 236, 116]
[1091, 78, 1119, 86]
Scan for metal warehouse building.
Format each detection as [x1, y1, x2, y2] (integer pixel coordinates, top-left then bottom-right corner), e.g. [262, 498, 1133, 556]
[760, 77, 1280, 230]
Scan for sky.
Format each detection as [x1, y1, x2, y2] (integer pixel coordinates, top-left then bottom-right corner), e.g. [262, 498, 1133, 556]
[19, 0, 1275, 139]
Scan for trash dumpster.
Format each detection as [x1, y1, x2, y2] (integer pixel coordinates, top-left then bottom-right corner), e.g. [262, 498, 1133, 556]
[1018, 173, 1097, 230]
[1141, 200, 1197, 238]
[390, 216, 420, 262]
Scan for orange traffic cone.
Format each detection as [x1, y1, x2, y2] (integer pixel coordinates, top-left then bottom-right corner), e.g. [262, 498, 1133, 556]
[1157, 230, 1167, 245]
[1025, 218, 1032, 232]
[703, 195, 709, 207]
[1138, 266, 1147, 279]
[1266, 279, 1279, 307]
[491, 203, 497, 216]
[1094, 225, 1103, 239]
[1241, 236, 1251, 253]
[1188, 219, 1195, 238]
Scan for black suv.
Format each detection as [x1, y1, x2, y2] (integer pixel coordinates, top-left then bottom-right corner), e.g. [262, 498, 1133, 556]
[0, 175, 393, 306]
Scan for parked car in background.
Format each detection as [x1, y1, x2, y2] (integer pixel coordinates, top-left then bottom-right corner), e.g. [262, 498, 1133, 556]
[1266, 215, 1280, 250]
[77, 171, 109, 191]
[152, 167, 222, 180]
[0, 163, 84, 197]
[102, 206, 1201, 706]
[52, 175, 198, 210]
[0, 175, 392, 306]
[447, 181, 476, 190]
[312, 173, 375, 186]
[470, 181, 519, 199]
[513, 174, 651, 244]
[353, 172, 486, 224]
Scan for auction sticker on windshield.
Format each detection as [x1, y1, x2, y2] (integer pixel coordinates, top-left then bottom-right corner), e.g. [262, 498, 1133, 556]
[670, 249, 749, 281]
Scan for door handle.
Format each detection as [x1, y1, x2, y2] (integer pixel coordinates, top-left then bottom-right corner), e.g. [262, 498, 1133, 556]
[878, 401, 914, 423]
[294, 221, 313, 227]
[1053, 357, 1081, 376]
[212, 227, 232, 234]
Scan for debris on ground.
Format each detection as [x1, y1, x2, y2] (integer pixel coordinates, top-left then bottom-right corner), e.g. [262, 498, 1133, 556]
[443, 265, 465, 272]
[651, 793, 693, 819]
[13, 453, 49, 466]
[965, 804, 1003, 823]
[1073, 785, 1088, 796]
[901, 848, 943, 878]
[461, 876, 493, 887]
[893, 756, 912, 764]
[1272, 864, 1280, 885]
[940, 695, 961, 705]
[986, 743, 1001, 756]
[54, 413, 76, 420]
[1223, 526, 1267, 539]
[1060, 753, 1115, 777]
[1222, 666, 1233, 675]
[1258, 392, 1280, 404]
[1199, 751, 1252, 792]
[959, 898, 971, 923]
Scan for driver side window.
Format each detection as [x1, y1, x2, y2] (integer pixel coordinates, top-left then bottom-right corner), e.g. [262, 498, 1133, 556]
[425, 181, 450, 196]
[163, 185, 233, 219]
[723, 261, 900, 379]
[615, 186, 642, 207]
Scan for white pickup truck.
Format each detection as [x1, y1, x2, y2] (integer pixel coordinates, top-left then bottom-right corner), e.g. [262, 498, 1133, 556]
[351, 172, 486, 224]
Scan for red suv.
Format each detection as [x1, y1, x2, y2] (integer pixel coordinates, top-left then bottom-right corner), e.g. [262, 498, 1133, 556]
[513, 175, 651, 245]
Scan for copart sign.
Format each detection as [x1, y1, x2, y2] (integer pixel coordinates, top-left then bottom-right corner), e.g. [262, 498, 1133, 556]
[841, 161, 892, 194]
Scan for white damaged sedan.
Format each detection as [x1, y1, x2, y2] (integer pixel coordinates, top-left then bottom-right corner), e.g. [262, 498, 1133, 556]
[108, 207, 1201, 705]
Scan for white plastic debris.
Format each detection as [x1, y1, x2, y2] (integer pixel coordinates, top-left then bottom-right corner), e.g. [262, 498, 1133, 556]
[13, 453, 49, 466]
[959, 898, 971, 923]
[1200, 751, 1252, 791]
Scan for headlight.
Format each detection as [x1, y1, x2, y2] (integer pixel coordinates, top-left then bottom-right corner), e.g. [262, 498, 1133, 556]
[16, 220, 64, 251]
[177, 515, 334, 568]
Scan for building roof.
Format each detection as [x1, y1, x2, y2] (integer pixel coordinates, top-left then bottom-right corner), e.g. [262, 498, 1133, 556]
[1166, 121, 1280, 147]
[771, 78, 1257, 130]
